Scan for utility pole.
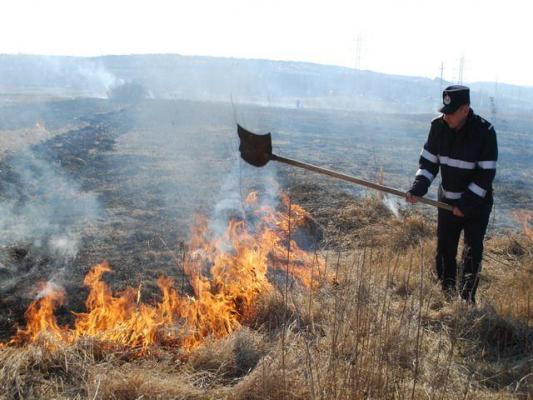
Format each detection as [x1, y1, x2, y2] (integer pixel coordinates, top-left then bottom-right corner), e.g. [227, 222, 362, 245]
[489, 96, 497, 119]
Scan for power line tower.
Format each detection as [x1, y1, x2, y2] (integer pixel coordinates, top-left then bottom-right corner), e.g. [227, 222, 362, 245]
[458, 54, 465, 84]
[490, 76, 498, 120]
[439, 61, 444, 90]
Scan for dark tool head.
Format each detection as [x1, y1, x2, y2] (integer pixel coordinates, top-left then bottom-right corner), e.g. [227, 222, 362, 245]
[237, 124, 273, 167]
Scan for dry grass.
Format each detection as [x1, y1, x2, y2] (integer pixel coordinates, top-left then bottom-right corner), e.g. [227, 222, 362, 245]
[0, 203, 531, 400]
[483, 233, 532, 320]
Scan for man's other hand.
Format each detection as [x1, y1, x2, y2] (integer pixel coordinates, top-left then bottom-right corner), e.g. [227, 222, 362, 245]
[406, 192, 418, 204]
[452, 207, 464, 217]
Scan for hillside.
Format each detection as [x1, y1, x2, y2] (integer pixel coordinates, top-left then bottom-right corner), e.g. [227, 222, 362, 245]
[1, 54, 532, 113]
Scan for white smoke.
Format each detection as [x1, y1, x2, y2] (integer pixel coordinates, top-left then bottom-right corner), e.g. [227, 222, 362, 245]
[0, 149, 101, 265]
[382, 195, 400, 218]
[208, 157, 280, 248]
[76, 62, 122, 98]
[37, 56, 121, 98]
[35, 281, 64, 300]
[48, 233, 80, 259]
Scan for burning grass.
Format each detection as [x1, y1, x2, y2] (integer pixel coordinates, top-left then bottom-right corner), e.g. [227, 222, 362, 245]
[0, 193, 531, 399]
[3, 193, 326, 352]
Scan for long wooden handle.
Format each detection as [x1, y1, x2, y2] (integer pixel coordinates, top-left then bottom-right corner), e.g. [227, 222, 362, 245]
[272, 154, 453, 211]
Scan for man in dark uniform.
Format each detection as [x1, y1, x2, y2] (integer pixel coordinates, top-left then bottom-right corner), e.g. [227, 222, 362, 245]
[406, 85, 498, 303]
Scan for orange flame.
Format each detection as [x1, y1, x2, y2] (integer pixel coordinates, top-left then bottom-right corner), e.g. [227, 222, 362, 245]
[5, 192, 325, 351]
[10, 282, 66, 345]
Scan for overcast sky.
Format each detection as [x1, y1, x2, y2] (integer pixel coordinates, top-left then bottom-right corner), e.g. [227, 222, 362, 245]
[1, 0, 531, 86]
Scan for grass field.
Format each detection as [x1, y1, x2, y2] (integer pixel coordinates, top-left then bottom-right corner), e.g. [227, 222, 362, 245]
[0, 97, 531, 399]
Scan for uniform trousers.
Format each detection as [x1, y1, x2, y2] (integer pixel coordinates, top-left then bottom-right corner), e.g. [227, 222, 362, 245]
[436, 204, 491, 302]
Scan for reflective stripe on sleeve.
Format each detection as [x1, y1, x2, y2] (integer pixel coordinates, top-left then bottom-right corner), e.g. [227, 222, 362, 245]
[421, 149, 438, 163]
[416, 169, 435, 182]
[477, 160, 497, 169]
[468, 182, 487, 198]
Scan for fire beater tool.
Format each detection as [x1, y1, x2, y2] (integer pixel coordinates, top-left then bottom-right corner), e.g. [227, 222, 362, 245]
[237, 124, 453, 211]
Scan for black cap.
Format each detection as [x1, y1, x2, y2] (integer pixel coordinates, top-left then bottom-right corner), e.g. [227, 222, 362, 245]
[439, 85, 470, 114]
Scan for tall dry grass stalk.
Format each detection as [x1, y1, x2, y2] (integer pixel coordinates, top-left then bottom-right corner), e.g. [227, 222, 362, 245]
[232, 245, 531, 400]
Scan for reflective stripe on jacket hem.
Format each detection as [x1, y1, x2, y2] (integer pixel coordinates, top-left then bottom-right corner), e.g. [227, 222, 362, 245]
[441, 188, 463, 199]
[477, 160, 497, 169]
[468, 182, 487, 198]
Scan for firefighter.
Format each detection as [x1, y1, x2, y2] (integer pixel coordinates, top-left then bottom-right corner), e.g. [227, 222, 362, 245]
[406, 85, 498, 303]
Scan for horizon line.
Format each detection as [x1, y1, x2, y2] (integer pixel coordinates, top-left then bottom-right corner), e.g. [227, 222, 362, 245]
[0, 52, 532, 89]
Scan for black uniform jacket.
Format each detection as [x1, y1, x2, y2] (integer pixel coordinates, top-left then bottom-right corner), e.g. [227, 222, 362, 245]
[409, 109, 498, 217]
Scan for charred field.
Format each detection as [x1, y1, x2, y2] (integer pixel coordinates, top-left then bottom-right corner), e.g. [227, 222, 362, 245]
[0, 97, 532, 399]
